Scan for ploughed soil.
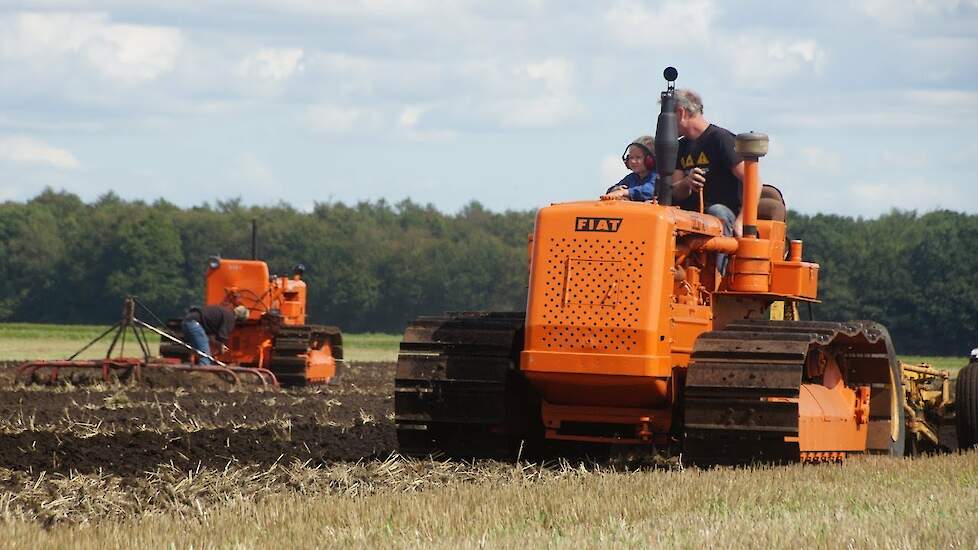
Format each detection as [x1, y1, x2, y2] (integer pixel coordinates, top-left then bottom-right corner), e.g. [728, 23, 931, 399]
[0, 361, 397, 478]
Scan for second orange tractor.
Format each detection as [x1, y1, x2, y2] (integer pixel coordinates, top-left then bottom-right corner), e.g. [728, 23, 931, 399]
[161, 255, 342, 387]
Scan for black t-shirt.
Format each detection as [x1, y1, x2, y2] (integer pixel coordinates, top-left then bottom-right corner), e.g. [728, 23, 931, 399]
[676, 124, 742, 215]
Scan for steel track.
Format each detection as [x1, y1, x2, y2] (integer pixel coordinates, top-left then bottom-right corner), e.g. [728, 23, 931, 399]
[268, 324, 342, 387]
[683, 319, 904, 465]
[394, 311, 535, 458]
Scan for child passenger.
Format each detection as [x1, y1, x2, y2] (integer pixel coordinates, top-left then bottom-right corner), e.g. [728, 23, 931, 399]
[600, 135, 657, 201]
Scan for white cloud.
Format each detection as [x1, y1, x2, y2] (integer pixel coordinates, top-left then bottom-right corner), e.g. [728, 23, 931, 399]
[860, 0, 978, 23]
[398, 105, 425, 129]
[905, 89, 978, 110]
[396, 105, 456, 142]
[497, 96, 584, 129]
[480, 58, 584, 129]
[1, 2, 975, 216]
[604, 1, 825, 89]
[311, 52, 376, 76]
[248, 0, 453, 17]
[722, 38, 827, 87]
[305, 102, 456, 141]
[0, 136, 81, 169]
[298, 53, 588, 131]
[304, 52, 449, 99]
[397, 105, 457, 142]
[777, 111, 936, 129]
[306, 104, 383, 135]
[799, 146, 842, 175]
[605, 0, 714, 47]
[524, 59, 574, 94]
[236, 48, 304, 81]
[774, 89, 978, 130]
[848, 178, 951, 212]
[0, 12, 183, 84]
[878, 150, 930, 170]
[6, 0, 446, 16]
[231, 153, 278, 196]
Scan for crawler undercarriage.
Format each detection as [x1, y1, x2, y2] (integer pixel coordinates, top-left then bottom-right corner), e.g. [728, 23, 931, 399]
[394, 312, 972, 465]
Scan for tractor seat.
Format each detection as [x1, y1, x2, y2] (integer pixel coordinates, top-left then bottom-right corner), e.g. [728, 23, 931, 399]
[757, 184, 786, 222]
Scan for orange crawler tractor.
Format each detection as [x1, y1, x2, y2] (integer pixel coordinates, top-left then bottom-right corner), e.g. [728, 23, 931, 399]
[395, 67, 975, 464]
[161, 255, 342, 387]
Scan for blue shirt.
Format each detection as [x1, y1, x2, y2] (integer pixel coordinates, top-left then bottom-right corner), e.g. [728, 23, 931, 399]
[607, 171, 657, 202]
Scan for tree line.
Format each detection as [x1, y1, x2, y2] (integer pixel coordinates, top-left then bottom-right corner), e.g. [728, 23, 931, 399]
[1, 189, 975, 355]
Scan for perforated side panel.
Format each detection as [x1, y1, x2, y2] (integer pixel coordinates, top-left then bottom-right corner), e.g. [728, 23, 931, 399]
[539, 237, 647, 353]
[565, 259, 621, 306]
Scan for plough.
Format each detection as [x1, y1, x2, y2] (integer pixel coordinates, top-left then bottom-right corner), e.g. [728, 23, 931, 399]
[16, 297, 279, 386]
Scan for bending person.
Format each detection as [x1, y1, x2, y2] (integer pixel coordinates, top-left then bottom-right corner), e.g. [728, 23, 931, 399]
[601, 136, 657, 201]
[181, 304, 249, 365]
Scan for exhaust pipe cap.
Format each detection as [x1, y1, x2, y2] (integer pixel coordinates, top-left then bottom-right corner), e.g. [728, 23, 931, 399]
[735, 132, 769, 158]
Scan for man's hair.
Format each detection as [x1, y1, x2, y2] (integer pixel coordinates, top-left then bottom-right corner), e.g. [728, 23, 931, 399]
[675, 89, 704, 116]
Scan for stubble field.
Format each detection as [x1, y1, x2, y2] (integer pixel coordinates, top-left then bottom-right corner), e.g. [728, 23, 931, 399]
[0, 324, 976, 548]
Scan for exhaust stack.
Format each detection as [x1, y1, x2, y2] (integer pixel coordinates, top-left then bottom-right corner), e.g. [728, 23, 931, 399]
[734, 132, 768, 238]
[729, 132, 771, 292]
[653, 66, 679, 206]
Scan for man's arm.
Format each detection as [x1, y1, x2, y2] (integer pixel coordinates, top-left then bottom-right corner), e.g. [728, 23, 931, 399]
[213, 309, 238, 354]
[671, 168, 706, 202]
[215, 308, 235, 344]
[671, 173, 690, 201]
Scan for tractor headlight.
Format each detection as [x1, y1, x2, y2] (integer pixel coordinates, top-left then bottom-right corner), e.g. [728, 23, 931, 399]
[207, 256, 221, 270]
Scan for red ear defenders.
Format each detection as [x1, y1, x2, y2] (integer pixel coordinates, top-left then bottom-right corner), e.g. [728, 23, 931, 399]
[622, 142, 656, 171]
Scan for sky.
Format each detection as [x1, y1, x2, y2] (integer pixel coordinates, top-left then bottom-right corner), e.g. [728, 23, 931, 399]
[1, 0, 976, 217]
